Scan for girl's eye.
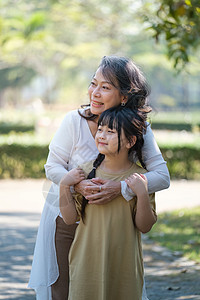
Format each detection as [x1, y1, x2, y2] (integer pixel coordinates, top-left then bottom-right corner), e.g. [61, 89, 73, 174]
[108, 129, 115, 133]
[90, 81, 96, 86]
[97, 128, 102, 132]
[102, 85, 110, 90]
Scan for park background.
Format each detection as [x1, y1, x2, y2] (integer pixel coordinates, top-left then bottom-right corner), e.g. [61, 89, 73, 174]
[0, 0, 200, 299]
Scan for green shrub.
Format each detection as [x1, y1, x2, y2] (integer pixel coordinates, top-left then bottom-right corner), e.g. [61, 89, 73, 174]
[0, 143, 199, 179]
[161, 145, 200, 179]
[0, 122, 35, 134]
[151, 122, 193, 131]
[0, 144, 48, 179]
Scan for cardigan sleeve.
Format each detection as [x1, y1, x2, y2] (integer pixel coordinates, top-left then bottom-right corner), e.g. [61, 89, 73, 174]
[121, 124, 170, 200]
[44, 110, 80, 185]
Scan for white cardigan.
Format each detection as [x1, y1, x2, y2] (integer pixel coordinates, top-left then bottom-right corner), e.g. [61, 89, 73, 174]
[28, 109, 170, 299]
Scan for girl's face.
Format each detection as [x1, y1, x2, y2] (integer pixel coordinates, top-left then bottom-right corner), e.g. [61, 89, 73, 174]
[95, 124, 129, 156]
[88, 68, 124, 116]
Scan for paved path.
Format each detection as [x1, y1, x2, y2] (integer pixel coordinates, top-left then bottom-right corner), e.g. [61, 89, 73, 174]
[143, 237, 200, 299]
[0, 179, 200, 299]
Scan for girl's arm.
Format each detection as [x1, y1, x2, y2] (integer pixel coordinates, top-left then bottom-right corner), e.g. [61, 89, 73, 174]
[125, 174, 157, 233]
[122, 124, 170, 200]
[59, 168, 85, 225]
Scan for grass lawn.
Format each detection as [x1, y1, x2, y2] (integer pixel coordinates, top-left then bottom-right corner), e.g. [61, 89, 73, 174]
[147, 206, 200, 263]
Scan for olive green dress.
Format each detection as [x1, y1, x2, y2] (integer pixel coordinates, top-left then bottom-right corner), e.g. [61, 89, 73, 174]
[68, 161, 156, 300]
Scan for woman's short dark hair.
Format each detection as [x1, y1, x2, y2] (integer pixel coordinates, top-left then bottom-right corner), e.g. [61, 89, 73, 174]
[79, 55, 151, 120]
[99, 55, 151, 109]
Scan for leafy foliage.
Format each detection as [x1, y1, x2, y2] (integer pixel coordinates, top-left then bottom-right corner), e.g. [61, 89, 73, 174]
[142, 0, 200, 70]
[0, 66, 36, 90]
[0, 0, 200, 109]
[0, 0, 140, 103]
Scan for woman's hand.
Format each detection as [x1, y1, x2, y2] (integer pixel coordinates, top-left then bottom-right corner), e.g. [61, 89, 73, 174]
[74, 179, 101, 197]
[85, 178, 121, 205]
[60, 168, 85, 187]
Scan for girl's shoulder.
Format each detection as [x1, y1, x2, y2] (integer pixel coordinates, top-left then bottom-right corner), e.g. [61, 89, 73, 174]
[79, 160, 94, 177]
[122, 163, 147, 180]
[132, 163, 147, 174]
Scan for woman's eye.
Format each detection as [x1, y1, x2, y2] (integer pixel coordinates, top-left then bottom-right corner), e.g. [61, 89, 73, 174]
[97, 128, 102, 132]
[90, 81, 96, 86]
[108, 130, 115, 133]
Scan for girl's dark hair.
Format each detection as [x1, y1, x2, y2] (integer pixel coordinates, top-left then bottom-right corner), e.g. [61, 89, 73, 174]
[81, 153, 105, 221]
[80, 106, 148, 222]
[78, 55, 151, 121]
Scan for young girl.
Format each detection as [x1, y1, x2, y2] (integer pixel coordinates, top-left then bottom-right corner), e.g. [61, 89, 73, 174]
[60, 106, 157, 300]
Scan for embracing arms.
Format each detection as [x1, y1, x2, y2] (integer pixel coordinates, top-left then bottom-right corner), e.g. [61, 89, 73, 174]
[45, 112, 169, 205]
[78, 124, 170, 204]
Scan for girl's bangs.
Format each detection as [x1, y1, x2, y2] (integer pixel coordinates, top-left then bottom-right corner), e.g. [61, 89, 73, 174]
[98, 111, 119, 130]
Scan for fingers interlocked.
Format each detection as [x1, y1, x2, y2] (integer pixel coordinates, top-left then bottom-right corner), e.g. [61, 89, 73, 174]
[91, 186, 102, 194]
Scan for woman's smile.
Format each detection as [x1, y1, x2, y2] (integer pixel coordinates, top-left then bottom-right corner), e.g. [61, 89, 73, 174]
[91, 100, 104, 108]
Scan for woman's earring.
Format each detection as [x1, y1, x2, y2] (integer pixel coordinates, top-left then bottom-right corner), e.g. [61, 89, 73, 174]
[121, 102, 125, 106]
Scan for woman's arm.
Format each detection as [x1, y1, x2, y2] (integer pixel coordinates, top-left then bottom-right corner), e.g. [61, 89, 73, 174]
[45, 111, 102, 196]
[125, 174, 157, 233]
[141, 124, 170, 192]
[59, 168, 85, 224]
[44, 111, 78, 185]
[122, 124, 170, 200]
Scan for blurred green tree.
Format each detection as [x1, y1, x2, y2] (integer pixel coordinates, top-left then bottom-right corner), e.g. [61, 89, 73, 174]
[0, 0, 199, 109]
[141, 0, 200, 70]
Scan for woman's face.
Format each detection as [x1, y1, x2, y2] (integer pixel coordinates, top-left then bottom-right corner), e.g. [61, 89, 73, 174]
[88, 68, 124, 116]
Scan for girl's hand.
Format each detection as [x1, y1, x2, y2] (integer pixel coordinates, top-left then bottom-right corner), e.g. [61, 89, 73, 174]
[85, 178, 121, 205]
[60, 168, 85, 187]
[125, 173, 148, 196]
[126, 173, 157, 233]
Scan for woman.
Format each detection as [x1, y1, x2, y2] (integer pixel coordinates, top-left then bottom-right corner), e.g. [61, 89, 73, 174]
[28, 55, 170, 300]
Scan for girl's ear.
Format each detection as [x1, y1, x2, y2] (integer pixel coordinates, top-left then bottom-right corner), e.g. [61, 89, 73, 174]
[126, 136, 136, 149]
